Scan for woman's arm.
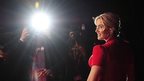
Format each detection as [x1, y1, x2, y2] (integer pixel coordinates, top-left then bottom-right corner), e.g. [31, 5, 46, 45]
[87, 65, 101, 81]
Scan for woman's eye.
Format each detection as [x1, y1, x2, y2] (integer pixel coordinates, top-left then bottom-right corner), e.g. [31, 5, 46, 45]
[96, 25, 103, 29]
[99, 26, 103, 28]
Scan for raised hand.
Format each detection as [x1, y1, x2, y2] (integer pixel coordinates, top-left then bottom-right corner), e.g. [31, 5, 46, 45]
[20, 28, 29, 42]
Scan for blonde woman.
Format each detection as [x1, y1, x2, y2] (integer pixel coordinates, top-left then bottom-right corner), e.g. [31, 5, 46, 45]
[87, 12, 135, 81]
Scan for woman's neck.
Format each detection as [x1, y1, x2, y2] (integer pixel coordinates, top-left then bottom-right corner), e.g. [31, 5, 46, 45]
[105, 36, 116, 42]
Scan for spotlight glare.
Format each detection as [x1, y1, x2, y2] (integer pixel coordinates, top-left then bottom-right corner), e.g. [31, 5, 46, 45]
[30, 11, 52, 33]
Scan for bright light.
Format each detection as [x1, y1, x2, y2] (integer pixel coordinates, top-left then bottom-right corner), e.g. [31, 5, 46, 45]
[35, 1, 40, 8]
[30, 11, 52, 33]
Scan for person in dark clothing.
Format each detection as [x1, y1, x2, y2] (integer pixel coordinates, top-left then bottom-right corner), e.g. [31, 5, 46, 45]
[66, 31, 88, 81]
[0, 45, 8, 81]
[5, 28, 61, 81]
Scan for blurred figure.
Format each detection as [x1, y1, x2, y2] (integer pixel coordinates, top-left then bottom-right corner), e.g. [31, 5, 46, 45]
[10, 27, 55, 81]
[0, 46, 7, 61]
[87, 12, 135, 81]
[67, 31, 88, 81]
[0, 45, 8, 81]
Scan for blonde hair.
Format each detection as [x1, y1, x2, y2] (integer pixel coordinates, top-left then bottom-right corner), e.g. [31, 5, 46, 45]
[94, 12, 121, 37]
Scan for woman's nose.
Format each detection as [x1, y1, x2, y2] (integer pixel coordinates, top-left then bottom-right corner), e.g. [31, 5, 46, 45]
[95, 28, 98, 33]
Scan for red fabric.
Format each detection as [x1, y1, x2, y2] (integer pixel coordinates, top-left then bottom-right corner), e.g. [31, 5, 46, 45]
[88, 38, 135, 81]
[88, 45, 105, 67]
[31, 47, 46, 81]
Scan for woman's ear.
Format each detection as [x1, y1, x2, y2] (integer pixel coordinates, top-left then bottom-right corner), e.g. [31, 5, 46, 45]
[109, 27, 114, 35]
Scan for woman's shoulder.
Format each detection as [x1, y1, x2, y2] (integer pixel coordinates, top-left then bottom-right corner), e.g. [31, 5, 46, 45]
[93, 44, 105, 51]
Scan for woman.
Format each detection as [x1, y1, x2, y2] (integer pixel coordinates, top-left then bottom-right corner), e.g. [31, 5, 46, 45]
[87, 12, 135, 81]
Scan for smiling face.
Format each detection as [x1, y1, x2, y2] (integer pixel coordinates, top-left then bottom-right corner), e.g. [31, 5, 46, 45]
[95, 18, 111, 41]
[94, 12, 120, 41]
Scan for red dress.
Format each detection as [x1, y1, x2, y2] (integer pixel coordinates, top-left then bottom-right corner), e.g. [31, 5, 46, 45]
[88, 38, 135, 81]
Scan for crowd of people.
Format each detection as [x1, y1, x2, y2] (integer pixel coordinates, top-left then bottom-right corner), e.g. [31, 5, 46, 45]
[0, 12, 135, 81]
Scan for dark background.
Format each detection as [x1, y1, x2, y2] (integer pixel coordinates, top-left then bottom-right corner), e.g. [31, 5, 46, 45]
[0, 0, 143, 81]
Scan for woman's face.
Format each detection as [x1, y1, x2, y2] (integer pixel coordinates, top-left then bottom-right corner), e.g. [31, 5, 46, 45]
[95, 18, 111, 41]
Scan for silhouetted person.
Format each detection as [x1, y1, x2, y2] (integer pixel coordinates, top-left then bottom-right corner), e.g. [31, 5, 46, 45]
[67, 31, 88, 81]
